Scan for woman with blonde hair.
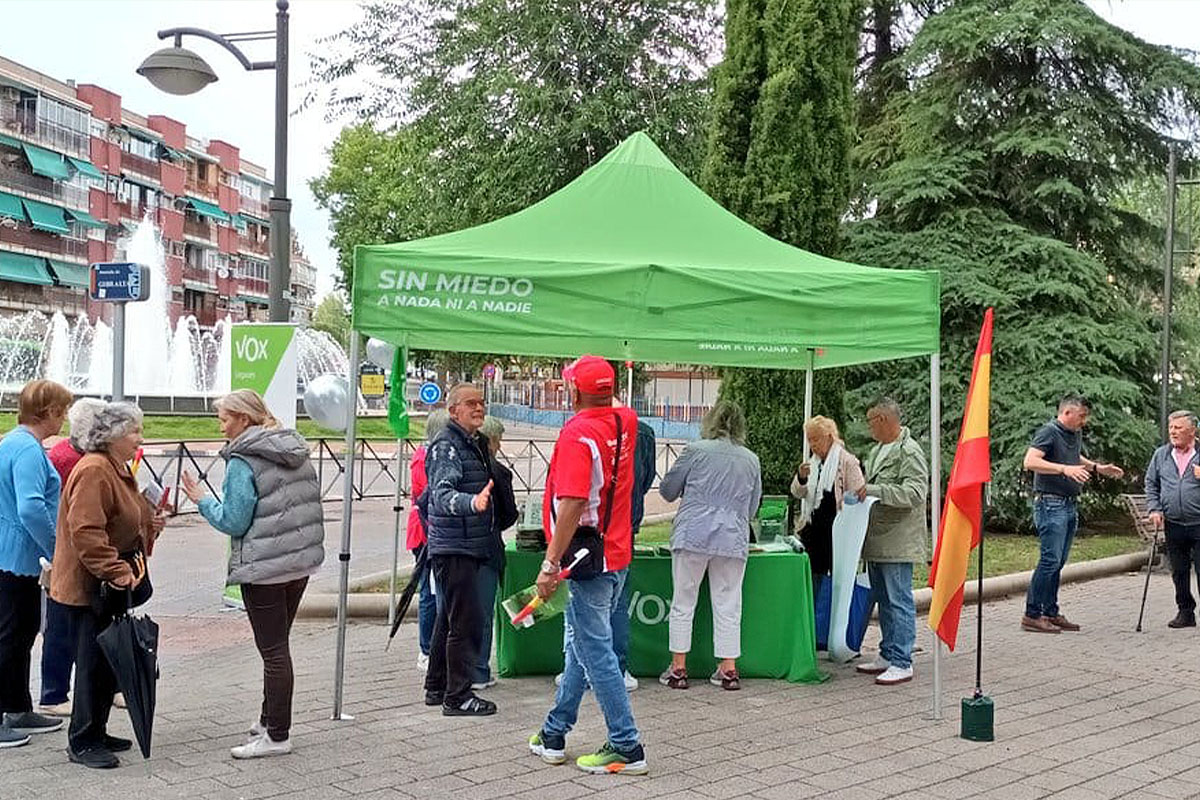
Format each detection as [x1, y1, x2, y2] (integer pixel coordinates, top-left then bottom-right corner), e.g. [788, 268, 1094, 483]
[182, 389, 324, 759]
[791, 415, 865, 595]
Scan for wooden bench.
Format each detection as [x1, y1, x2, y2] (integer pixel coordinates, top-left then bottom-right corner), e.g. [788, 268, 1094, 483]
[1119, 493, 1165, 546]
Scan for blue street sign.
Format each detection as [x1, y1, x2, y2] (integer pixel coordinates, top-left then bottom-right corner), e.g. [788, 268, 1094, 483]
[90, 262, 151, 302]
[419, 382, 443, 405]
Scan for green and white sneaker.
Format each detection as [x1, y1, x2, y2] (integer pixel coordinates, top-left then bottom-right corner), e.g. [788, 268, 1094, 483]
[575, 742, 648, 775]
[528, 731, 566, 765]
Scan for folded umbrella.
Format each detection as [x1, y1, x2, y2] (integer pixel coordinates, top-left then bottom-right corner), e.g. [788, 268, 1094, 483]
[97, 590, 159, 763]
[386, 544, 428, 650]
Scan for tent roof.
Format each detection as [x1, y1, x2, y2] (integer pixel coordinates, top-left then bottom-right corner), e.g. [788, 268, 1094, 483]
[352, 132, 939, 370]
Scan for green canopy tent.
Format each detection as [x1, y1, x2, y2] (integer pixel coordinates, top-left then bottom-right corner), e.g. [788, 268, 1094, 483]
[334, 132, 944, 716]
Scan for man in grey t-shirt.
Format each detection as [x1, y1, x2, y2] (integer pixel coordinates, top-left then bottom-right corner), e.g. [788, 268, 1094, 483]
[1021, 394, 1123, 633]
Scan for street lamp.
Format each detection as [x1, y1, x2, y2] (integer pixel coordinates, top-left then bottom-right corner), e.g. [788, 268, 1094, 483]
[137, 0, 291, 323]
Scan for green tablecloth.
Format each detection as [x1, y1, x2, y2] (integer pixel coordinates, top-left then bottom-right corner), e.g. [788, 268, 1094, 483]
[495, 543, 827, 684]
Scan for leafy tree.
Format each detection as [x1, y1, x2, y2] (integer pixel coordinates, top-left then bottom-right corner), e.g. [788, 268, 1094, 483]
[310, 293, 351, 348]
[844, 0, 1200, 527]
[702, 0, 861, 493]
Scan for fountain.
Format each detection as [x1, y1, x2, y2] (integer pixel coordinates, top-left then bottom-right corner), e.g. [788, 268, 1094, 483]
[0, 216, 349, 401]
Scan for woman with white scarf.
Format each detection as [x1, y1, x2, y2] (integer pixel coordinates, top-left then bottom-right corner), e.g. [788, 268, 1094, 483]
[790, 416, 865, 595]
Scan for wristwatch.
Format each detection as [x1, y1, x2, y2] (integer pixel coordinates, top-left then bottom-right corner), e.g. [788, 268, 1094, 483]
[540, 559, 560, 575]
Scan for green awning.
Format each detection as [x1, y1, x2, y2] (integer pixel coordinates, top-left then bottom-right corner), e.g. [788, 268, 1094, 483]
[0, 191, 24, 222]
[22, 143, 70, 181]
[21, 198, 69, 233]
[46, 259, 89, 288]
[185, 196, 230, 223]
[230, 213, 248, 230]
[67, 156, 104, 180]
[240, 210, 270, 226]
[156, 143, 187, 161]
[0, 133, 23, 150]
[65, 208, 106, 229]
[236, 293, 268, 303]
[0, 250, 54, 286]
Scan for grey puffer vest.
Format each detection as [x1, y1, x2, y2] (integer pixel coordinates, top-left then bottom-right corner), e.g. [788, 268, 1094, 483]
[224, 426, 325, 585]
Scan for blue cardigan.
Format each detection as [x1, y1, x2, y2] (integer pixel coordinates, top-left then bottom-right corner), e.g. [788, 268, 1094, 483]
[0, 426, 60, 576]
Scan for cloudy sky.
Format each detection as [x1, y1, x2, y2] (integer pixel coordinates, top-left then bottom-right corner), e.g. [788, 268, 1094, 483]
[0, 0, 1193, 301]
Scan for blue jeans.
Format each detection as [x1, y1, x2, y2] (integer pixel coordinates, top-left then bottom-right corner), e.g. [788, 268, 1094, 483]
[416, 552, 436, 656]
[1025, 496, 1078, 618]
[543, 570, 640, 753]
[866, 562, 915, 669]
[474, 564, 499, 683]
[611, 576, 631, 674]
[40, 594, 76, 705]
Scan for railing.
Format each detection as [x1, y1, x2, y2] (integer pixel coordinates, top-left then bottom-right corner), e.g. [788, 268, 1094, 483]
[239, 196, 269, 220]
[0, 224, 87, 259]
[115, 200, 156, 222]
[240, 276, 268, 296]
[240, 236, 269, 257]
[185, 177, 218, 201]
[0, 104, 89, 159]
[0, 164, 90, 210]
[183, 216, 214, 241]
[0, 283, 85, 316]
[182, 264, 215, 285]
[120, 150, 160, 183]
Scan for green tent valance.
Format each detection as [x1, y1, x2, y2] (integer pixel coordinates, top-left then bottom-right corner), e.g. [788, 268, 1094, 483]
[65, 208, 106, 229]
[0, 191, 24, 222]
[21, 198, 69, 234]
[46, 259, 89, 288]
[185, 197, 230, 223]
[67, 156, 104, 180]
[22, 143, 70, 181]
[230, 213, 248, 231]
[0, 250, 54, 286]
[351, 132, 940, 371]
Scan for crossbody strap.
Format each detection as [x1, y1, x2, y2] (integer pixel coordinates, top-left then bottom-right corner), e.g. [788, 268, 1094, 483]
[600, 412, 623, 536]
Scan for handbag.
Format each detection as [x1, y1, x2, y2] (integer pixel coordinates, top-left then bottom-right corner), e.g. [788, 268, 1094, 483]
[813, 572, 871, 652]
[92, 549, 153, 616]
[560, 413, 624, 582]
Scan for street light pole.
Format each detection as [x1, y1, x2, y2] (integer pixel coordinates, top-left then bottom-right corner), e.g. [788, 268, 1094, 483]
[1161, 144, 1177, 440]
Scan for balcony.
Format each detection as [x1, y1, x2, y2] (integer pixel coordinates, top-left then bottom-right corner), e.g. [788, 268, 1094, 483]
[185, 177, 218, 201]
[0, 103, 90, 159]
[0, 223, 87, 259]
[0, 282, 85, 317]
[240, 236, 269, 258]
[240, 277, 269, 298]
[115, 200, 156, 223]
[120, 151, 160, 184]
[0, 163, 91, 211]
[239, 196, 270, 221]
[183, 263, 216, 286]
[183, 216, 215, 242]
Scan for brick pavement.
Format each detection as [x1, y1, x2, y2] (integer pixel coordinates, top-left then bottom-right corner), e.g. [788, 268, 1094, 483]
[10, 567, 1200, 799]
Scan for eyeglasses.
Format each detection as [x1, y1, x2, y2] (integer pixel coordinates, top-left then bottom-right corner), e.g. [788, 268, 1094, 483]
[455, 398, 486, 409]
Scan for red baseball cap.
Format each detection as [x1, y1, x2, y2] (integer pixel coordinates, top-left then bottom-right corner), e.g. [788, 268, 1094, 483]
[563, 355, 615, 395]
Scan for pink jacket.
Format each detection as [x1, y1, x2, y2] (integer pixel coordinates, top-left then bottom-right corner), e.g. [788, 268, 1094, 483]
[406, 445, 428, 550]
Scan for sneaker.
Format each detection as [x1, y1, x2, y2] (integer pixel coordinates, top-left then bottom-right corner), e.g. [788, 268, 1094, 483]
[416, 652, 429, 672]
[3, 711, 63, 735]
[231, 733, 293, 759]
[528, 731, 566, 765]
[875, 665, 914, 685]
[575, 742, 648, 775]
[471, 678, 498, 691]
[102, 735, 133, 753]
[36, 700, 72, 717]
[68, 746, 119, 769]
[113, 693, 126, 709]
[855, 656, 890, 675]
[623, 670, 639, 691]
[0, 727, 30, 749]
[1168, 611, 1197, 629]
[709, 668, 741, 691]
[424, 690, 444, 706]
[658, 667, 688, 689]
[554, 672, 564, 687]
[442, 695, 497, 716]
[1047, 615, 1081, 631]
[249, 720, 267, 738]
[1020, 615, 1061, 634]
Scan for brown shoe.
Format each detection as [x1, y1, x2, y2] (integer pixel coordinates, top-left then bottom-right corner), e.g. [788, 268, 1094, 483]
[1047, 615, 1080, 631]
[658, 667, 688, 689]
[1020, 615, 1061, 633]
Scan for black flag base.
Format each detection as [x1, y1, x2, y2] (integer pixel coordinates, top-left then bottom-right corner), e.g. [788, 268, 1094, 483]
[961, 690, 995, 741]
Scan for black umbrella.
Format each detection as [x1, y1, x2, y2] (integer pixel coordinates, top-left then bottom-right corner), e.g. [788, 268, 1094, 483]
[386, 544, 428, 650]
[97, 593, 159, 762]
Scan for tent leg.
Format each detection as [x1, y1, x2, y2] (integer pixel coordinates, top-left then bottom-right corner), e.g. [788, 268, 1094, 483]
[930, 351, 943, 721]
[627, 362, 634, 407]
[387, 442, 404, 628]
[332, 333, 361, 721]
[802, 348, 815, 461]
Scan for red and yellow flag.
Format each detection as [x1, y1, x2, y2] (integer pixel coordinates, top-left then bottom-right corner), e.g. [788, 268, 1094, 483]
[928, 308, 993, 650]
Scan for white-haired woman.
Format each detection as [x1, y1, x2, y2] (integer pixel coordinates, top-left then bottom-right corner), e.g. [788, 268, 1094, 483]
[51, 402, 165, 769]
[181, 389, 324, 760]
[791, 415, 865, 596]
[658, 400, 762, 691]
[408, 409, 449, 671]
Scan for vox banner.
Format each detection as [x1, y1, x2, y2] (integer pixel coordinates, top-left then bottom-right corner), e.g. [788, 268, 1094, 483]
[230, 323, 298, 429]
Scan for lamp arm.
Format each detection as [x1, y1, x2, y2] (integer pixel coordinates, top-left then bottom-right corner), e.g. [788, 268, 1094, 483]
[157, 28, 276, 71]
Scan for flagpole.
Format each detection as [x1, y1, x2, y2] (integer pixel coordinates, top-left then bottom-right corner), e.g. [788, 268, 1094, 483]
[976, 483, 987, 695]
[930, 351, 942, 720]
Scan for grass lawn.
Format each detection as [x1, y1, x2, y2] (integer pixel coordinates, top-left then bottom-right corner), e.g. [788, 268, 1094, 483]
[0, 412, 423, 442]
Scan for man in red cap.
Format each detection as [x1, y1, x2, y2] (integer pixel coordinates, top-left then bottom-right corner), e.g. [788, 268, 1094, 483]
[527, 355, 647, 775]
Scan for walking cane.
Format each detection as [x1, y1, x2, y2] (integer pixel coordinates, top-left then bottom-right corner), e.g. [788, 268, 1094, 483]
[1135, 523, 1159, 632]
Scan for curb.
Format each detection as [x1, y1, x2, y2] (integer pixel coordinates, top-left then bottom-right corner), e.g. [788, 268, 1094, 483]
[298, 546, 1153, 621]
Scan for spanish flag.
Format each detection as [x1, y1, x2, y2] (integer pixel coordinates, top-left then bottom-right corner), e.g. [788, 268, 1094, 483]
[928, 308, 993, 650]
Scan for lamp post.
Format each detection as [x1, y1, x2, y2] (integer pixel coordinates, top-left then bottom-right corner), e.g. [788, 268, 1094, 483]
[137, 0, 291, 323]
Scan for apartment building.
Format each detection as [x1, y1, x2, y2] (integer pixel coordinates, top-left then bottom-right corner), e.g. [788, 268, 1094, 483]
[0, 55, 317, 327]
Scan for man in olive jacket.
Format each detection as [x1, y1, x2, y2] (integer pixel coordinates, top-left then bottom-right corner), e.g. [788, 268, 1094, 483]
[855, 398, 928, 687]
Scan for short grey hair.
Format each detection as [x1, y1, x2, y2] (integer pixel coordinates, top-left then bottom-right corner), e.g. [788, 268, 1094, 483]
[480, 415, 506, 445]
[700, 399, 747, 446]
[67, 398, 106, 448]
[425, 409, 450, 443]
[447, 383, 481, 407]
[1169, 409, 1199, 428]
[80, 402, 143, 453]
[869, 397, 902, 422]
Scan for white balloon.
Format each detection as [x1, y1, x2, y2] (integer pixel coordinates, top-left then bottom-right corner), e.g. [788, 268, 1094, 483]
[304, 374, 351, 431]
[366, 338, 396, 370]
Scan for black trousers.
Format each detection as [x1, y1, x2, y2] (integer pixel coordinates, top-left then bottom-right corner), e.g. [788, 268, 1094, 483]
[67, 604, 116, 752]
[0, 571, 41, 715]
[424, 554, 483, 707]
[242, 577, 308, 742]
[1165, 521, 1200, 615]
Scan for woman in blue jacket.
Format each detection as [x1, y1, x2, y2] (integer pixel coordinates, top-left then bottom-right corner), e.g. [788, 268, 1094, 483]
[0, 379, 73, 749]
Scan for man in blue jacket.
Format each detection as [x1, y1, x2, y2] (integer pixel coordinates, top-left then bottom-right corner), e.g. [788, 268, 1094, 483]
[422, 383, 497, 716]
[1145, 410, 1200, 629]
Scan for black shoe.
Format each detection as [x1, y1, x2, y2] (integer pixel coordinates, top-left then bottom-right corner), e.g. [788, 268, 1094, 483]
[424, 690, 444, 706]
[68, 746, 120, 769]
[2, 711, 63, 735]
[102, 735, 133, 753]
[1168, 611, 1196, 629]
[443, 695, 497, 716]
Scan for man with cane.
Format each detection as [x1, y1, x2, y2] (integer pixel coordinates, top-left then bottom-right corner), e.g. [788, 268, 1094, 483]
[1144, 410, 1200, 629]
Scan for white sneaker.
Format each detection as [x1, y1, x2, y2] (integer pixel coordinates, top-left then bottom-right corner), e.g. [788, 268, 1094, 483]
[113, 693, 126, 709]
[249, 720, 267, 738]
[554, 672, 564, 687]
[416, 652, 429, 672]
[36, 700, 72, 717]
[471, 678, 498, 690]
[855, 657, 890, 675]
[231, 733, 293, 759]
[623, 671, 639, 691]
[875, 665, 913, 685]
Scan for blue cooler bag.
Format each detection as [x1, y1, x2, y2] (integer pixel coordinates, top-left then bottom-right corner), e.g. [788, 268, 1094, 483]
[814, 573, 872, 652]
